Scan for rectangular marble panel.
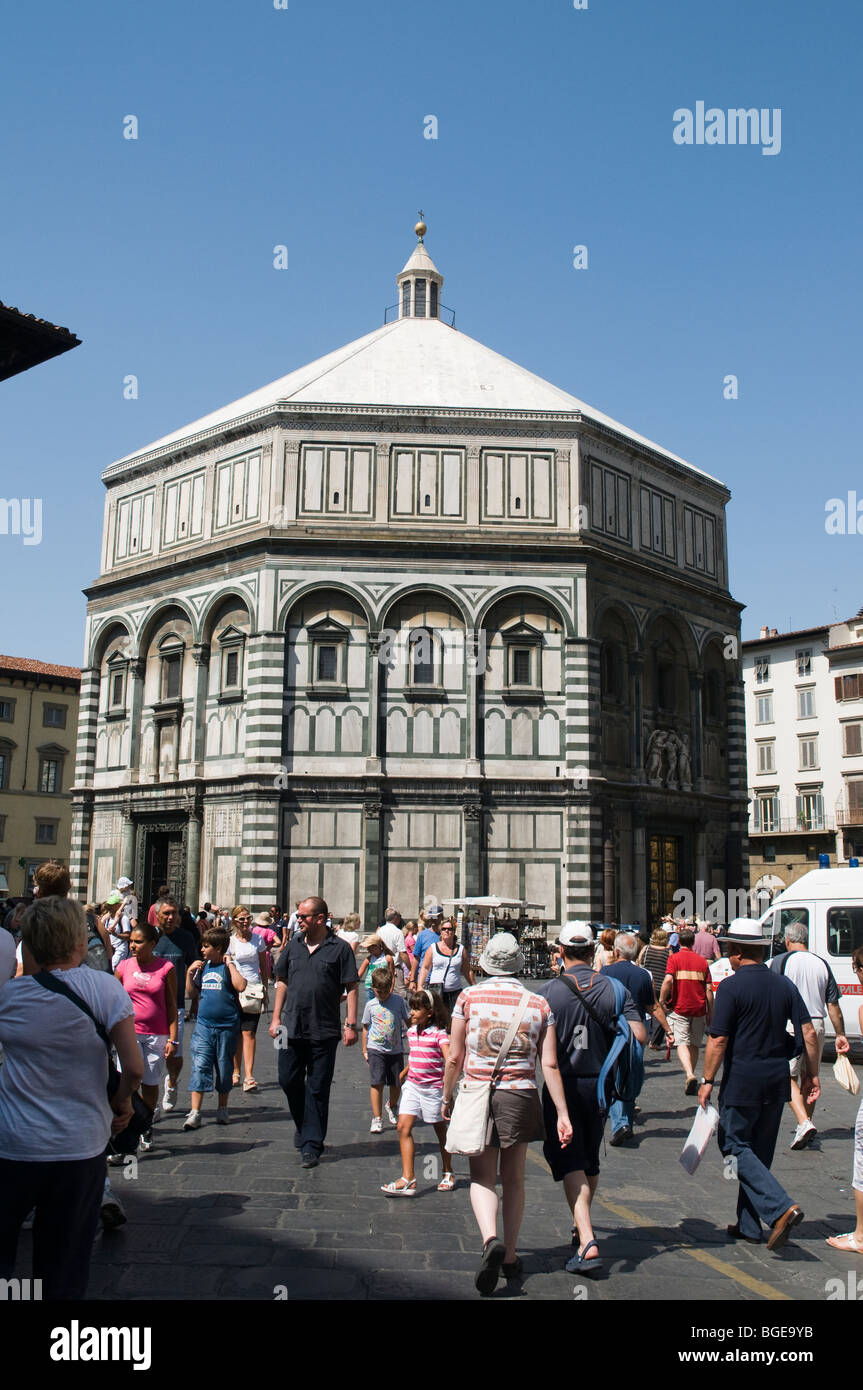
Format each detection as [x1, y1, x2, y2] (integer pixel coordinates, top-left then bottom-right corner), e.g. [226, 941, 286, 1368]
[487, 860, 519, 900]
[387, 858, 420, 915]
[485, 454, 504, 517]
[336, 812, 362, 847]
[525, 862, 556, 918]
[435, 813, 460, 849]
[394, 453, 414, 514]
[535, 814, 563, 850]
[328, 450, 347, 511]
[442, 452, 461, 515]
[310, 810, 335, 847]
[323, 860, 356, 916]
[410, 812, 435, 847]
[351, 450, 371, 512]
[246, 455, 260, 518]
[532, 454, 551, 519]
[303, 449, 324, 512]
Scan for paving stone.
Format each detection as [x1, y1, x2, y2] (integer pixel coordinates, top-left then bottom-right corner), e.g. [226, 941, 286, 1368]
[117, 1265, 223, 1295]
[70, 998, 863, 1302]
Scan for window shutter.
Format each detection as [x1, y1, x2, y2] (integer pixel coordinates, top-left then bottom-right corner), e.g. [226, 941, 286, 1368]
[835, 676, 844, 700]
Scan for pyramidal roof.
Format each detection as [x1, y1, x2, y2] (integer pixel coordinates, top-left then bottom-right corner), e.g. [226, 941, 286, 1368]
[114, 230, 720, 485]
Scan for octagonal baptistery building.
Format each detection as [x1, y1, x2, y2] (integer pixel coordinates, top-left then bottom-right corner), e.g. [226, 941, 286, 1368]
[71, 227, 747, 927]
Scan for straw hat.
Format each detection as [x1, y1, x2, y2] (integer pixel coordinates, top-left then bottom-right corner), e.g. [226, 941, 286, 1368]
[717, 917, 773, 946]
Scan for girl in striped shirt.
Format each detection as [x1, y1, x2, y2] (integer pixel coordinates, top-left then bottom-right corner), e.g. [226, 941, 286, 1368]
[381, 990, 455, 1196]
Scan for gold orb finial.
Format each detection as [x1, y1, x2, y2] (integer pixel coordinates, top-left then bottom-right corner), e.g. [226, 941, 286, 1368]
[415, 210, 427, 242]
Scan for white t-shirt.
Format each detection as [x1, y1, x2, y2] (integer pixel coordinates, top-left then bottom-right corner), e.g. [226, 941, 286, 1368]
[379, 924, 407, 958]
[0, 966, 134, 1161]
[0, 929, 16, 985]
[772, 950, 835, 1020]
[229, 934, 264, 984]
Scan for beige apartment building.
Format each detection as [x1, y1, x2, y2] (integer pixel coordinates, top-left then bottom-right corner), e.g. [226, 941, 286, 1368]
[0, 655, 81, 896]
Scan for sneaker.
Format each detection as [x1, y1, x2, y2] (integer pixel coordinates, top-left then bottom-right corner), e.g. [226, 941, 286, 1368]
[139, 1128, 154, 1152]
[107, 1150, 126, 1166]
[385, 1102, 398, 1125]
[791, 1120, 817, 1150]
[301, 1148, 320, 1169]
[150, 1105, 162, 1125]
[370, 1116, 383, 1133]
[183, 1110, 202, 1131]
[162, 1083, 177, 1113]
[100, 1192, 127, 1230]
[684, 1075, 699, 1096]
[216, 1108, 230, 1125]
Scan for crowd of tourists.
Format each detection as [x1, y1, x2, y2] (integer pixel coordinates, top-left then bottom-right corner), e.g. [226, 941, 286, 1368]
[0, 866, 861, 1299]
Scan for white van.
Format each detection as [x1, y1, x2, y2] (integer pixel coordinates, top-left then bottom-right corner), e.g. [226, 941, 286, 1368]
[758, 868, 863, 1042]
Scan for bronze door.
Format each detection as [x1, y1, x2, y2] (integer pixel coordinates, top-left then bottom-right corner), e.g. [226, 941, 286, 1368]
[649, 835, 680, 924]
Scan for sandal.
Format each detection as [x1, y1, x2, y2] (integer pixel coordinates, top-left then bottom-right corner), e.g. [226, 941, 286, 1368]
[232, 1071, 241, 1086]
[381, 1177, 417, 1197]
[826, 1231, 863, 1252]
[437, 1172, 456, 1191]
[564, 1239, 604, 1276]
[475, 1237, 506, 1295]
[243, 1078, 259, 1092]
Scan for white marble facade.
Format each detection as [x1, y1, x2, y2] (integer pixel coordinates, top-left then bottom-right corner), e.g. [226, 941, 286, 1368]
[71, 232, 747, 925]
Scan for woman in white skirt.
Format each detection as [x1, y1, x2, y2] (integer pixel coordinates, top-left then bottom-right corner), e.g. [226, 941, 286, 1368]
[228, 906, 269, 1092]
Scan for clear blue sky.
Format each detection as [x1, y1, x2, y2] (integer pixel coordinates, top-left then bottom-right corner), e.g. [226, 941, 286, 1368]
[1, 0, 860, 664]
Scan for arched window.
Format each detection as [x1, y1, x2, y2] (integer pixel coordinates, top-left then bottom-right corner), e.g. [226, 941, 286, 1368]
[657, 661, 675, 711]
[601, 644, 624, 702]
[158, 636, 185, 701]
[409, 628, 435, 685]
[705, 669, 723, 721]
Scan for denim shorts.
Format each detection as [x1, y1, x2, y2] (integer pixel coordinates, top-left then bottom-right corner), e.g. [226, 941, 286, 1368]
[189, 1022, 240, 1093]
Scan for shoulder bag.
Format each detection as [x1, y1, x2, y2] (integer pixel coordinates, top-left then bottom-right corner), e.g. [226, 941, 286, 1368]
[238, 981, 265, 1014]
[33, 970, 153, 1157]
[445, 988, 532, 1156]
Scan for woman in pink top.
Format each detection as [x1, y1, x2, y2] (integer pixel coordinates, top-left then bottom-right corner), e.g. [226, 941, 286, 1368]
[115, 922, 178, 1149]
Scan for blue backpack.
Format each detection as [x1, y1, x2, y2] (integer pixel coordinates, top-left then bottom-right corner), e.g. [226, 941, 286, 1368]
[559, 974, 644, 1118]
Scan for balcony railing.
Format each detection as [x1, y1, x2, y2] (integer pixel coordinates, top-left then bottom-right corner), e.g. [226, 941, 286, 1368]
[750, 816, 834, 835]
[836, 807, 863, 827]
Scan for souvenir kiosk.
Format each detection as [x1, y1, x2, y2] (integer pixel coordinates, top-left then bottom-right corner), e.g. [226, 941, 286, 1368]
[441, 896, 553, 978]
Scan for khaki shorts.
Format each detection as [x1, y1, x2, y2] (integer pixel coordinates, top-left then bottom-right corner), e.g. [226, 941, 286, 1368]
[487, 1087, 545, 1149]
[669, 1012, 707, 1048]
[790, 1016, 824, 1081]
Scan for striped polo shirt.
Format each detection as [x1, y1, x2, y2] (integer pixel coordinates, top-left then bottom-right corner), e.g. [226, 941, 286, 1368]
[407, 1024, 448, 1088]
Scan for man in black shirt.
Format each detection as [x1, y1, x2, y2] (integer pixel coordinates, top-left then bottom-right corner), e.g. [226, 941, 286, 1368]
[270, 896, 359, 1167]
[537, 922, 645, 1275]
[699, 919, 820, 1251]
[153, 898, 198, 1111]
